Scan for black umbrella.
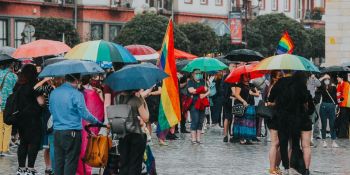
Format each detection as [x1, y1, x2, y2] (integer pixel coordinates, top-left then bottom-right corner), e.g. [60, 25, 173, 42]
[176, 59, 191, 71]
[215, 56, 239, 66]
[42, 56, 67, 67]
[225, 49, 264, 62]
[0, 54, 17, 64]
[321, 66, 350, 74]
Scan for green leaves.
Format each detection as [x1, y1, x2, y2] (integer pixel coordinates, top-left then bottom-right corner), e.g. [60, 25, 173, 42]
[178, 23, 218, 56]
[29, 17, 80, 47]
[115, 13, 190, 52]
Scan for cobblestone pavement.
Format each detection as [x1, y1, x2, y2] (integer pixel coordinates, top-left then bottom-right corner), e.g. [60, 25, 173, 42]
[1, 127, 350, 175]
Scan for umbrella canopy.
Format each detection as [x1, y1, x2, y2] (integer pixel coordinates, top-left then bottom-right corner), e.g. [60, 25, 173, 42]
[174, 49, 197, 60]
[12, 39, 71, 58]
[42, 57, 67, 67]
[225, 64, 265, 83]
[125, 44, 160, 61]
[320, 66, 350, 74]
[182, 57, 228, 72]
[105, 63, 168, 91]
[0, 54, 16, 63]
[39, 60, 105, 78]
[215, 56, 239, 66]
[254, 54, 320, 72]
[176, 59, 191, 71]
[65, 40, 137, 63]
[225, 49, 264, 62]
[0, 46, 16, 56]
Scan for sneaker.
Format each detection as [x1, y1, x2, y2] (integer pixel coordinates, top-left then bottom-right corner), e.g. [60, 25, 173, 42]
[45, 169, 54, 175]
[223, 136, 228, 142]
[16, 167, 27, 175]
[268, 169, 279, 175]
[332, 141, 339, 148]
[2, 151, 15, 157]
[26, 168, 39, 175]
[322, 140, 327, 148]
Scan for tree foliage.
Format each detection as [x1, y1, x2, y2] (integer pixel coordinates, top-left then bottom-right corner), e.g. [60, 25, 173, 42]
[305, 28, 325, 58]
[115, 13, 190, 51]
[178, 23, 218, 56]
[246, 13, 312, 57]
[28, 17, 80, 47]
[216, 34, 244, 55]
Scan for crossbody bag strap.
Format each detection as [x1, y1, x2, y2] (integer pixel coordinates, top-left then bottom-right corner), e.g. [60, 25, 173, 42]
[325, 89, 336, 105]
[0, 71, 10, 91]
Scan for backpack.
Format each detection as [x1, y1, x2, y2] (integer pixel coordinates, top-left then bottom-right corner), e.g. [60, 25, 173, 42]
[3, 88, 21, 125]
[107, 95, 141, 138]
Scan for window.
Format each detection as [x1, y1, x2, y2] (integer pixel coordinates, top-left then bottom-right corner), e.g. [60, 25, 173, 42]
[109, 25, 121, 41]
[91, 24, 104, 40]
[260, 0, 265, 10]
[158, 0, 162, 9]
[272, 0, 278, 11]
[147, 0, 156, 7]
[215, 0, 223, 6]
[284, 0, 290, 11]
[200, 0, 208, 5]
[0, 20, 7, 47]
[15, 21, 27, 48]
[184, 0, 192, 4]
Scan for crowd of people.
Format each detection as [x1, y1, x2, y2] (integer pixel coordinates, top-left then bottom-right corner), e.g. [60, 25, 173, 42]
[0, 57, 349, 175]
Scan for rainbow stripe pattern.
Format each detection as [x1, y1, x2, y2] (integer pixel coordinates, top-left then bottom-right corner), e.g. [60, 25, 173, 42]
[157, 19, 181, 131]
[254, 54, 319, 72]
[276, 31, 295, 54]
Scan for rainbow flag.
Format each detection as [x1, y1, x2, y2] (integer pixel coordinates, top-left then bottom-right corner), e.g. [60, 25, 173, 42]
[144, 145, 156, 175]
[276, 31, 295, 54]
[157, 19, 181, 131]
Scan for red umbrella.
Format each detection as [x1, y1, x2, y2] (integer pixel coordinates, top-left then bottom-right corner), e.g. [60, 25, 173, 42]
[225, 63, 265, 83]
[125, 44, 159, 61]
[12, 39, 71, 58]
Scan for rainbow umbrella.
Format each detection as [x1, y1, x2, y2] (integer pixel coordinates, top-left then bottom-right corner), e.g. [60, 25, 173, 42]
[64, 40, 137, 63]
[254, 54, 319, 72]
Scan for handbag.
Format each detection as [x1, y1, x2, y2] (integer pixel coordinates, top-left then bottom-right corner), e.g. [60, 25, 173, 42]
[83, 124, 112, 168]
[232, 104, 245, 117]
[325, 89, 340, 116]
[256, 100, 274, 119]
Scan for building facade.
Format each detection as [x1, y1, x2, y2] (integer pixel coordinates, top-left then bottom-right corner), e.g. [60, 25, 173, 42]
[324, 0, 350, 66]
[0, 0, 326, 48]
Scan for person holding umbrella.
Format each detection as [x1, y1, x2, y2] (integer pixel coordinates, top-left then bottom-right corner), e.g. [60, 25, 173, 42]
[187, 69, 210, 144]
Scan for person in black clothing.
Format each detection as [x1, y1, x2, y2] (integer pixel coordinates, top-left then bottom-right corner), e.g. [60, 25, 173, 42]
[269, 72, 314, 175]
[210, 71, 224, 127]
[14, 64, 43, 175]
[316, 74, 339, 148]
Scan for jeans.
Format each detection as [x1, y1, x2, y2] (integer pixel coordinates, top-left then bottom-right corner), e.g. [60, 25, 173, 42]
[48, 134, 55, 171]
[211, 95, 223, 124]
[320, 103, 336, 140]
[54, 130, 82, 175]
[118, 133, 146, 175]
[190, 107, 205, 131]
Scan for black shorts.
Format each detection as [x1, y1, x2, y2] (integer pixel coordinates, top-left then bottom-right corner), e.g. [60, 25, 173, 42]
[266, 118, 278, 130]
[223, 104, 232, 120]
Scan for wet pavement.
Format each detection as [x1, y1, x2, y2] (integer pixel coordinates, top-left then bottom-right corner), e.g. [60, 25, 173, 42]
[1, 126, 350, 175]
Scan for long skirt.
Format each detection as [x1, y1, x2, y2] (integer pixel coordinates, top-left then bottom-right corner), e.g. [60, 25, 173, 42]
[233, 105, 257, 140]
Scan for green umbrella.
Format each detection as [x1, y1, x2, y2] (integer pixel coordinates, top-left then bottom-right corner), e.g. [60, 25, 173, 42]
[182, 57, 228, 72]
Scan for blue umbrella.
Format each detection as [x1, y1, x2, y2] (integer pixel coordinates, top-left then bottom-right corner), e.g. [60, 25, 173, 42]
[39, 60, 105, 78]
[105, 63, 168, 91]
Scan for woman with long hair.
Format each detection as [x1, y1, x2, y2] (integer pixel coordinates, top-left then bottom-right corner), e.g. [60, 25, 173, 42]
[233, 74, 260, 145]
[266, 71, 283, 175]
[15, 64, 42, 175]
[317, 74, 339, 148]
